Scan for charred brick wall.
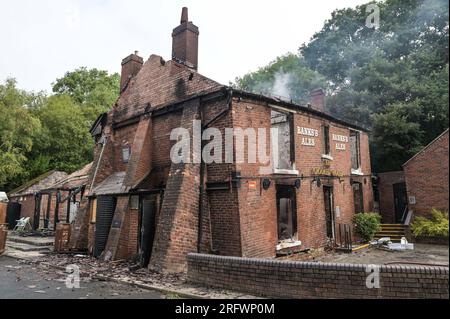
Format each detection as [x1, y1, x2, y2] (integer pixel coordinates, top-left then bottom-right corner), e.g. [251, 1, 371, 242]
[149, 99, 202, 273]
[187, 253, 449, 299]
[230, 97, 373, 253]
[231, 99, 278, 258]
[404, 130, 449, 217]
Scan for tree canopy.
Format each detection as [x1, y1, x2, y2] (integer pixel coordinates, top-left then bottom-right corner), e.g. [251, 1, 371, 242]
[234, 0, 449, 172]
[0, 68, 119, 192]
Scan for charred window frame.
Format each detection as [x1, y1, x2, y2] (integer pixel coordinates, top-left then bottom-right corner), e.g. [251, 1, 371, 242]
[323, 125, 330, 155]
[276, 185, 298, 243]
[122, 146, 131, 163]
[350, 130, 361, 170]
[270, 109, 296, 171]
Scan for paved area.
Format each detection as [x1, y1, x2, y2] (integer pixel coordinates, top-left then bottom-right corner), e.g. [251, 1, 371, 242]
[0, 256, 165, 299]
[283, 244, 449, 265]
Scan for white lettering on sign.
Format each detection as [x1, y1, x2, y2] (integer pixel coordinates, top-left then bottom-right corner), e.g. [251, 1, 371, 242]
[297, 126, 319, 137]
[336, 143, 346, 151]
[298, 127, 318, 147]
[332, 134, 349, 142]
[302, 137, 315, 146]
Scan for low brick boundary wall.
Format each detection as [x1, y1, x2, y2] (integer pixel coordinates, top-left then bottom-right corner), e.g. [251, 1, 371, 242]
[187, 253, 449, 299]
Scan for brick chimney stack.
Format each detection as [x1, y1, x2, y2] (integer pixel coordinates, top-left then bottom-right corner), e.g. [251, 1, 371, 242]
[120, 51, 143, 92]
[172, 7, 199, 70]
[310, 88, 326, 113]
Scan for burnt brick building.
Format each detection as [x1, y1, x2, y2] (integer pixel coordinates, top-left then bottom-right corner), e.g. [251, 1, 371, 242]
[69, 8, 373, 273]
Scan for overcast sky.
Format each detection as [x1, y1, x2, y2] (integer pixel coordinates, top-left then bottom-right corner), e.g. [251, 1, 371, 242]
[0, 0, 369, 93]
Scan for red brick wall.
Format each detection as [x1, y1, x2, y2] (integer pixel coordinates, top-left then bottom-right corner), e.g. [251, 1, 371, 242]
[231, 97, 373, 254]
[377, 171, 405, 223]
[149, 99, 202, 273]
[404, 130, 449, 217]
[188, 253, 449, 299]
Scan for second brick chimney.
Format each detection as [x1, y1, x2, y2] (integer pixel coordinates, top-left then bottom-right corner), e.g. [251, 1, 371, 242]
[310, 88, 326, 113]
[120, 51, 143, 92]
[172, 7, 199, 70]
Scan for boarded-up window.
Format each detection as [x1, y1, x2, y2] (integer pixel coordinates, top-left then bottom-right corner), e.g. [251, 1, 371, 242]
[350, 130, 361, 170]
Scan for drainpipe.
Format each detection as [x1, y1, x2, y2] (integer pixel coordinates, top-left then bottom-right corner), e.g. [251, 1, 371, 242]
[89, 135, 108, 194]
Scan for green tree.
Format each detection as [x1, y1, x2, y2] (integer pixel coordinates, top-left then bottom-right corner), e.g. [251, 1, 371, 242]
[0, 78, 42, 190]
[235, 0, 449, 172]
[31, 94, 94, 173]
[52, 67, 119, 124]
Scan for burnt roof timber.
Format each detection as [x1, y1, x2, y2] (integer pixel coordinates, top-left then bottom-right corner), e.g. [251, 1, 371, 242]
[109, 86, 368, 133]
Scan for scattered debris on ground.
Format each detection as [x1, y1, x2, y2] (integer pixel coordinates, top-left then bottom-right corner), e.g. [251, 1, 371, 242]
[6, 251, 261, 299]
[370, 237, 414, 251]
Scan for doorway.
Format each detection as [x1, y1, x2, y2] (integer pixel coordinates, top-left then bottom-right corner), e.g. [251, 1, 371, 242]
[138, 195, 157, 267]
[352, 182, 364, 214]
[393, 182, 408, 223]
[323, 186, 335, 238]
[276, 185, 297, 242]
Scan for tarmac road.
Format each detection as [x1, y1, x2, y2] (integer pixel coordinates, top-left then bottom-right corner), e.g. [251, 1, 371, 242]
[0, 256, 164, 299]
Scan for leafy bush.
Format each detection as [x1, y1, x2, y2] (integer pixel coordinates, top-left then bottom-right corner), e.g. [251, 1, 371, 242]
[411, 209, 449, 238]
[353, 212, 381, 242]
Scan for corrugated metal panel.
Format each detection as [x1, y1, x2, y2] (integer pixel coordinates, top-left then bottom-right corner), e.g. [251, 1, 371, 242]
[93, 196, 116, 257]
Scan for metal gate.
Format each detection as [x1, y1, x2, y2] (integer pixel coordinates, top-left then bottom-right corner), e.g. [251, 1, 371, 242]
[93, 196, 116, 257]
[139, 198, 156, 267]
[6, 202, 21, 230]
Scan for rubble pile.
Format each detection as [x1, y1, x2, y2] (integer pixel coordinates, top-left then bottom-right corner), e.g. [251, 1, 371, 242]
[38, 253, 186, 287]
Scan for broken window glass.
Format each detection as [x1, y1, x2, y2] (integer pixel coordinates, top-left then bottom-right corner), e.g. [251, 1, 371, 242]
[271, 110, 294, 170]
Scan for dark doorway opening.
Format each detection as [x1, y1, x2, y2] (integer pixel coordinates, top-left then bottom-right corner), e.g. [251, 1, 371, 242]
[276, 185, 297, 242]
[93, 195, 117, 258]
[323, 186, 335, 238]
[352, 182, 364, 213]
[6, 202, 21, 230]
[393, 182, 408, 223]
[138, 195, 157, 267]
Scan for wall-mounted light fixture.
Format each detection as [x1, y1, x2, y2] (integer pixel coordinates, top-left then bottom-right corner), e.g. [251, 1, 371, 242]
[262, 179, 271, 190]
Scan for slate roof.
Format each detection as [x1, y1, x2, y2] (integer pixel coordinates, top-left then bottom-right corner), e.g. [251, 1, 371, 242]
[8, 171, 68, 197]
[91, 172, 127, 195]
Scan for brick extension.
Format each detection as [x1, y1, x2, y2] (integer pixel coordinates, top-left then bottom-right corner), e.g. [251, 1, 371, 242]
[404, 129, 449, 218]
